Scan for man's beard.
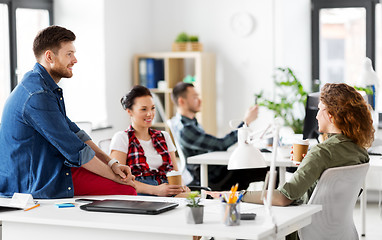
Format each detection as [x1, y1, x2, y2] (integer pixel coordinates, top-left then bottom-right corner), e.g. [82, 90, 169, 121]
[50, 66, 73, 80]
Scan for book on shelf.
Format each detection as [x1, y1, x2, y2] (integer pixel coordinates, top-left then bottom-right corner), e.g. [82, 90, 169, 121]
[139, 59, 147, 87]
[146, 58, 164, 89]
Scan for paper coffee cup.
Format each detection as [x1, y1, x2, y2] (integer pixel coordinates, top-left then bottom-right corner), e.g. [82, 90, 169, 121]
[166, 171, 182, 185]
[293, 139, 309, 163]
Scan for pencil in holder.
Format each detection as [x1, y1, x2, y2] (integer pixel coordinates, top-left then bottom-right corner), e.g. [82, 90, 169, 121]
[222, 202, 240, 226]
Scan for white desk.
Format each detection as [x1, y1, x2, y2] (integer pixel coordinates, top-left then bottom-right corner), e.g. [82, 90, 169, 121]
[361, 155, 382, 236]
[0, 195, 321, 240]
[188, 151, 295, 188]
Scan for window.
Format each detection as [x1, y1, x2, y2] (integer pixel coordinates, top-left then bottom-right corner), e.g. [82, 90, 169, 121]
[0, 3, 10, 119]
[312, 0, 378, 91]
[0, 0, 52, 121]
[319, 8, 366, 86]
[376, 3, 382, 108]
[15, 8, 49, 83]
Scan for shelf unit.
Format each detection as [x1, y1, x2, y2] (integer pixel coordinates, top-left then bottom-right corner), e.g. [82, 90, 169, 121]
[133, 52, 216, 135]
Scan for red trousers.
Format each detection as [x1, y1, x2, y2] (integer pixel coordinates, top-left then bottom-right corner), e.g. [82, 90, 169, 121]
[71, 167, 137, 196]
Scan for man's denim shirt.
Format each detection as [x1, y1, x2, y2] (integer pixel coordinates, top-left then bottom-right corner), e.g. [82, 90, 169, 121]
[0, 63, 95, 199]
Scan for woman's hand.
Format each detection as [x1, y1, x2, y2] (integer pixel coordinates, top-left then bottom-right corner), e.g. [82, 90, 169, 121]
[155, 183, 185, 197]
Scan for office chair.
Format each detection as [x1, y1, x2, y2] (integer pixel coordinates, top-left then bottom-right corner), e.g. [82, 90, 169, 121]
[98, 138, 112, 155]
[75, 121, 93, 134]
[299, 163, 370, 240]
[166, 119, 194, 186]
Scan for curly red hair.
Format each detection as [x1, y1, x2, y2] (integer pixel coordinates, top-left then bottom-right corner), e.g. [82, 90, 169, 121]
[320, 83, 374, 148]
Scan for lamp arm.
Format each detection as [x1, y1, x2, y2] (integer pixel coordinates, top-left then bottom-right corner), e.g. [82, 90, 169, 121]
[246, 123, 273, 144]
[264, 122, 280, 231]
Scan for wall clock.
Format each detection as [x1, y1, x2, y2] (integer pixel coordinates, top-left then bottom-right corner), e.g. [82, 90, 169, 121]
[231, 12, 255, 37]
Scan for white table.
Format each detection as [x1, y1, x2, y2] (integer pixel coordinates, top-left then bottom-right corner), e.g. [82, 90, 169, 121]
[187, 151, 295, 188]
[361, 155, 382, 236]
[0, 195, 321, 240]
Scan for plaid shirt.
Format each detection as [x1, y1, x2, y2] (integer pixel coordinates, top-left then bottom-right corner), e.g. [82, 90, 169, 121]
[171, 114, 243, 182]
[126, 126, 173, 184]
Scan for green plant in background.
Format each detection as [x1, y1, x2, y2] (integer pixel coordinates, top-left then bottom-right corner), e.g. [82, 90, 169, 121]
[353, 86, 374, 95]
[175, 32, 199, 43]
[186, 191, 202, 207]
[189, 35, 199, 42]
[255, 67, 308, 134]
[175, 32, 189, 42]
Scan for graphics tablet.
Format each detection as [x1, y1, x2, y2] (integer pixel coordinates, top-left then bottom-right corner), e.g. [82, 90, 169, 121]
[79, 199, 178, 215]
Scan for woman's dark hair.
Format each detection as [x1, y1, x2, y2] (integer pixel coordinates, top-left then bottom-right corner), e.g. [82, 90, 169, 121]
[33, 25, 76, 60]
[320, 83, 374, 148]
[121, 85, 152, 110]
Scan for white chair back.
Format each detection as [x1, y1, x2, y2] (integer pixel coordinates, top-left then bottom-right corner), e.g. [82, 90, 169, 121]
[299, 163, 370, 240]
[98, 138, 112, 155]
[166, 119, 193, 185]
[75, 121, 92, 134]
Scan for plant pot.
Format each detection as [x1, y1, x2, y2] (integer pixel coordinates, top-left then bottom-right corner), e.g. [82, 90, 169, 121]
[186, 205, 204, 224]
[172, 42, 203, 52]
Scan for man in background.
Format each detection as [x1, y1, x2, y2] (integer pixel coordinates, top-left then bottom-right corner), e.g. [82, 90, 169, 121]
[171, 82, 268, 190]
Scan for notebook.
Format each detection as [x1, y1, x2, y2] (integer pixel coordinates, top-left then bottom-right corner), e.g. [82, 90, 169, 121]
[79, 199, 179, 215]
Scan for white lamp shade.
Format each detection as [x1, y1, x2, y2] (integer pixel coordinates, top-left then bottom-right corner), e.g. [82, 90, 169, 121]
[228, 127, 267, 170]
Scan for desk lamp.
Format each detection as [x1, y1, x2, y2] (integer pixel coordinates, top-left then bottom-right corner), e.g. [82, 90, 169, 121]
[357, 57, 379, 110]
[228, 119, 281, 229]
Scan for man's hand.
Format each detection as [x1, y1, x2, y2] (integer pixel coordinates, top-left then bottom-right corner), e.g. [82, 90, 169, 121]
[111, 163, 136, 187]
[244, 105, 259, 125]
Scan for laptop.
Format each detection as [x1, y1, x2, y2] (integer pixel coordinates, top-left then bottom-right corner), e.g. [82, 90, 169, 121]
[79, 199, 178, 215]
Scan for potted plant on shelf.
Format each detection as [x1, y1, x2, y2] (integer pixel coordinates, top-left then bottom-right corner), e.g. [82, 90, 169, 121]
[186, 191, 204, 224]
[255, 67, 308, 134]
[172, 32, 203, 52]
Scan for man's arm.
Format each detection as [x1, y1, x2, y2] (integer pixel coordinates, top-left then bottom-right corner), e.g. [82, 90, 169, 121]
[84, 139, 135, 183]
[180, 124, 238, 152]
[81, 156, 135, 188]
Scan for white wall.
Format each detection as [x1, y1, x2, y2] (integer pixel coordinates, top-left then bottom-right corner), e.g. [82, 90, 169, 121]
[54, 0, 312, 140]
[54, 0, 107, 126]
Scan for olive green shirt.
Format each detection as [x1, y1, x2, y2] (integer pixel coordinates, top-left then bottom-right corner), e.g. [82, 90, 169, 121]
[279, 133, 369, 204]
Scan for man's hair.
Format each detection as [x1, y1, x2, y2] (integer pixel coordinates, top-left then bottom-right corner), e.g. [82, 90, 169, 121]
[121, 85, 152, 110]
[320, 83, 375, 148]
[33, 25, 76, 60]
[171, 82, 194, 106]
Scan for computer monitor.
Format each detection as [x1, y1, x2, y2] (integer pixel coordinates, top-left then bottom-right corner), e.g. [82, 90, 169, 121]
[303, 92, 320, 140]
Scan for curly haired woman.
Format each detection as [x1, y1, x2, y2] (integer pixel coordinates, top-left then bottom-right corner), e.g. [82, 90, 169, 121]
[238, 83, 374, 239]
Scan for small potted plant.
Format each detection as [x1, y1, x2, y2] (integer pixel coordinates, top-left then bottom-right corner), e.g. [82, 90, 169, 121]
[186, 191, 204, 224]
[172, 32, 203, 52]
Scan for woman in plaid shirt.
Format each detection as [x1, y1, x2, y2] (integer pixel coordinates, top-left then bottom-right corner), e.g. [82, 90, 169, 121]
[110, 85, 188, 196]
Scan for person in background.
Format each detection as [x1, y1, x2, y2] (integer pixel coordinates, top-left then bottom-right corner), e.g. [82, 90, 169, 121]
[171, 82, 268, 191]
[0, 26, 136, 199]
[236, 83, 373, 240]
[110, 85, 188, 196]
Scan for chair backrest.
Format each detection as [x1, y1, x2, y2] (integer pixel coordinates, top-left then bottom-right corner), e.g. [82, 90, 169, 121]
[166, 118, 193, 185]
[299, 163, 370, 240]
[75, 121, 93, 134]
[98, 138, 112, 155]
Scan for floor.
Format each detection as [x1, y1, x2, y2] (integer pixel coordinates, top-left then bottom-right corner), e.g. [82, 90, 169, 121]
[354, 202, 382, 239]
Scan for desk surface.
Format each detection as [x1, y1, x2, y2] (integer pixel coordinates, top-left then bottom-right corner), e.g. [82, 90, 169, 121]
[0, 195, 321, 240]
[187, 151, 295, 167]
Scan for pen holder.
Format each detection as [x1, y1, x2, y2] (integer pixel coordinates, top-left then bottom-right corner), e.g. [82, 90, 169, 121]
[222, 202, 240, 226]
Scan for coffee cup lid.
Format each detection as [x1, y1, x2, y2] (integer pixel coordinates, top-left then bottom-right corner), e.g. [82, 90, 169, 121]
[294, 139, 309, 145]
[166, 170, 181, 177]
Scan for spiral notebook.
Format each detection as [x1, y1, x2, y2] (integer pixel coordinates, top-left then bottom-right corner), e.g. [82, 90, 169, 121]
[79, 199, 178, 215]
